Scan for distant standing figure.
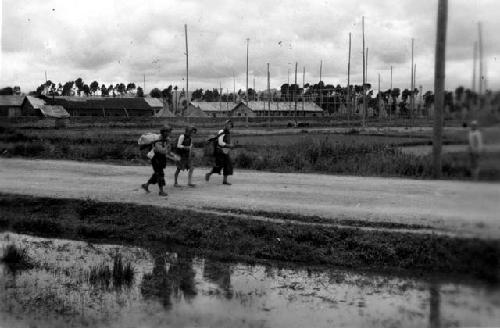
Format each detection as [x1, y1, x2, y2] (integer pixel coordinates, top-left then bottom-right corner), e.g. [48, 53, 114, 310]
[205, 120, 234, 185]
[142, 126, 174, 196]
[468, 120, 483, 180]
[174, 126, 197, 187]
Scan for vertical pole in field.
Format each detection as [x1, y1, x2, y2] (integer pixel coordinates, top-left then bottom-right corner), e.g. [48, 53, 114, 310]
[233, 71, 236, 102]
[319, 59, 323, 109]
[433, 0, 448, 179]
[472, 41, 478, 93]
[302, 66, 305, 111]
[362, 16, 366, 128]
[219, 81, 222, 111]
[267, 63, 271, 128]
[414, 64, 417, 116]
[347, 32, 351, 125]
[184, 24, 189, 117]
[246, 38, 250, 106]
[390, 66, 393, 90]
[478, 22, 484, 96]
[253, 77, 255, 101]
[410, 38, 415, 123]
[143, 74, 146, 94]
[294, 62, 298, 117]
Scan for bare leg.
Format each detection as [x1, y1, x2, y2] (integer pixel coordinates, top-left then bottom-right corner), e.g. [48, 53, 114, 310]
[174, 169, 181, 186]
[223, 175, 231, 185]
[188, 167, 195, 187]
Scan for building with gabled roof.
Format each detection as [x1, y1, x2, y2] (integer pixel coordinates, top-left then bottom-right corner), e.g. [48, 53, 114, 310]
[245, 101, 324, 117]
[0, 95, 25, 117]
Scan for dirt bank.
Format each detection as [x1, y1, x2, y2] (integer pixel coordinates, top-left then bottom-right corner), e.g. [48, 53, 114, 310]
[1, 193, 499, 281]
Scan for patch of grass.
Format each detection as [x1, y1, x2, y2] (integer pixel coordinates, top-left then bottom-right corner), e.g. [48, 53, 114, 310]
[1, 244, 33, 269]
[112, 254, 134, 287]
[88, 254, 134, 289]
[12, 218, 62, 236]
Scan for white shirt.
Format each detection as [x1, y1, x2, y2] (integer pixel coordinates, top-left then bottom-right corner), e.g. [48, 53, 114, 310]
[469, 130, 483, 153]
[217, 129, 227, 147]
[177, 134, 191, 149]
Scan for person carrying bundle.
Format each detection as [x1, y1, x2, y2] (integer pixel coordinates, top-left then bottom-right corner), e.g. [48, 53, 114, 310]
[174, 126, 197, 187]
[205, 120, 234, 185]
[141, 125, 178, 197]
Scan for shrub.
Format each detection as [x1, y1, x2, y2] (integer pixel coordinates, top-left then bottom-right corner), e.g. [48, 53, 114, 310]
[1, 244, 33, 269]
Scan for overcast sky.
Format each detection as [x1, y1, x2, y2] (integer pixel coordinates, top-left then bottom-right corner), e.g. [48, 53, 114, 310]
[1, 0, 499, 94]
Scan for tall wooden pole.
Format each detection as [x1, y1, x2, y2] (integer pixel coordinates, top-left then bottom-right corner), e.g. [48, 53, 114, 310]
[390, 66, 393, 89]
[478, 22, 484, 96]
[433, 0, 448, 179]
[143, 74, 146, 93]
[246, 38, 250, 105]
[347, 32, 352, 124]
[267, 63, 271, 128]
[472, 41, 478, 93]
[414, 64, 417, 116]
[184, 24, 189, 116]
[410, 38, 415, 121]
[319, 59, 323, 109]
[253, 77, 255, 101]
[294, 62, 298, 117]
[362, 16, 367, 127]
[302, 66, 305, 111]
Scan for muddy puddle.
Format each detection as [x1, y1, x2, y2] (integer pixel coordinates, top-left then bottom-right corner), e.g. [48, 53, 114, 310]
[1, 232, 499, 328]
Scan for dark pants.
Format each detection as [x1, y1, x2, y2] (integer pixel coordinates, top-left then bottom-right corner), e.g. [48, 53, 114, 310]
[212, 151, 233, 176]
[148, 155, 167, 187]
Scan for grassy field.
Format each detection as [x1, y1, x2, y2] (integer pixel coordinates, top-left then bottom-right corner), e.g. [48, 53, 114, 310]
[0, 193, 498, 281]
[1, 125, 498, 180]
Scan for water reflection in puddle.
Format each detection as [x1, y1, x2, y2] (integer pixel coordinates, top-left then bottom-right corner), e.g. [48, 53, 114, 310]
[1, 232, 499, 328]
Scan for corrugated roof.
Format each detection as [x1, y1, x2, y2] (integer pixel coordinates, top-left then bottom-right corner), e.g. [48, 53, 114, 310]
[46, 96, 152, 111]
[245, 101, 324, 112]
[26, 96, 47, 109]
[144, 97, 164, 108]
[0, 95, 25, 107]
[191, 101, 232, 112]
[39, 105, 70, 118]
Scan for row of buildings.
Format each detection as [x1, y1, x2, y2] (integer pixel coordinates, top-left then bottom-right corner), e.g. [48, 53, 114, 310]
[0, 95, 325, 119]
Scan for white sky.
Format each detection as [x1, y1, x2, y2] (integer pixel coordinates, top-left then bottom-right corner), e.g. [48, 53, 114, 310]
[1, 0, 499, 94]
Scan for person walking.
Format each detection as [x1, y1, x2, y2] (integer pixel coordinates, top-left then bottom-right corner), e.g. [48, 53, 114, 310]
[174, 126, 197, 187]
[142, 125, 176, 196]
[205, 120, 234, 185]
[468, 120, 483, 180]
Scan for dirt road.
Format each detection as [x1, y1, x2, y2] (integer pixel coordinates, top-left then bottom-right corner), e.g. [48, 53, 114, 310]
[0, 158, 499, 238]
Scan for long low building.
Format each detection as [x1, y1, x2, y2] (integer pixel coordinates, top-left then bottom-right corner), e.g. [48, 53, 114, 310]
[188, 101, 324, 117]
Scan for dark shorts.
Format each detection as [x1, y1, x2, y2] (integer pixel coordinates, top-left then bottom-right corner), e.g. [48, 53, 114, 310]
[212, 151, 233, 176]
[176, 154, 193, 171]
[148, 155, 167, 187]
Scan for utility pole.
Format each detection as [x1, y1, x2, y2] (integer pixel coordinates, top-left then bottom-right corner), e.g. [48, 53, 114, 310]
[294, 62, 298, 117]
[362, 16, 367, 127]
[45, 71, 48, 84]
[246, 38, 250, 105]
[267, 63, 271, 128]
[253, 77, 255, 101]
[410, 38, 415, 122]
[390, 66, 393, 90]
[433, 0, 448, 179]
[347, 32, 352, 125]
[319, 59, 323, 109]
[478, 22, 484, 96]
[414, 64, 417, 116]
[143, 74, 146, 93]
[472, 41, 478, 93]
[184, 24, 189, 116]
[303, 66, 305, 111]
[219, 81, 222, 111]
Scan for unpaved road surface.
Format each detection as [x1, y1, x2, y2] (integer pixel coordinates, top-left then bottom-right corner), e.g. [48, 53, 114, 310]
[1, 158, 499, 238]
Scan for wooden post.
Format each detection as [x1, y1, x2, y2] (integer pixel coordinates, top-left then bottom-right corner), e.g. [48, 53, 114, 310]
[410, 38, 414, 122]
[246, 38, 250, 105]
[319, 59, 323, 109]
[184, 24, 189, 116]
[472, 41, 478, 93]
[294, 62, 298, 117]
[362, 16, 367, 128]
[302, 66, 305, 111]
[347, 32, 351, 126]
[433, 0, 448, 179]
[478, 22, 484, 96]
[267, 63, 271, 128]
